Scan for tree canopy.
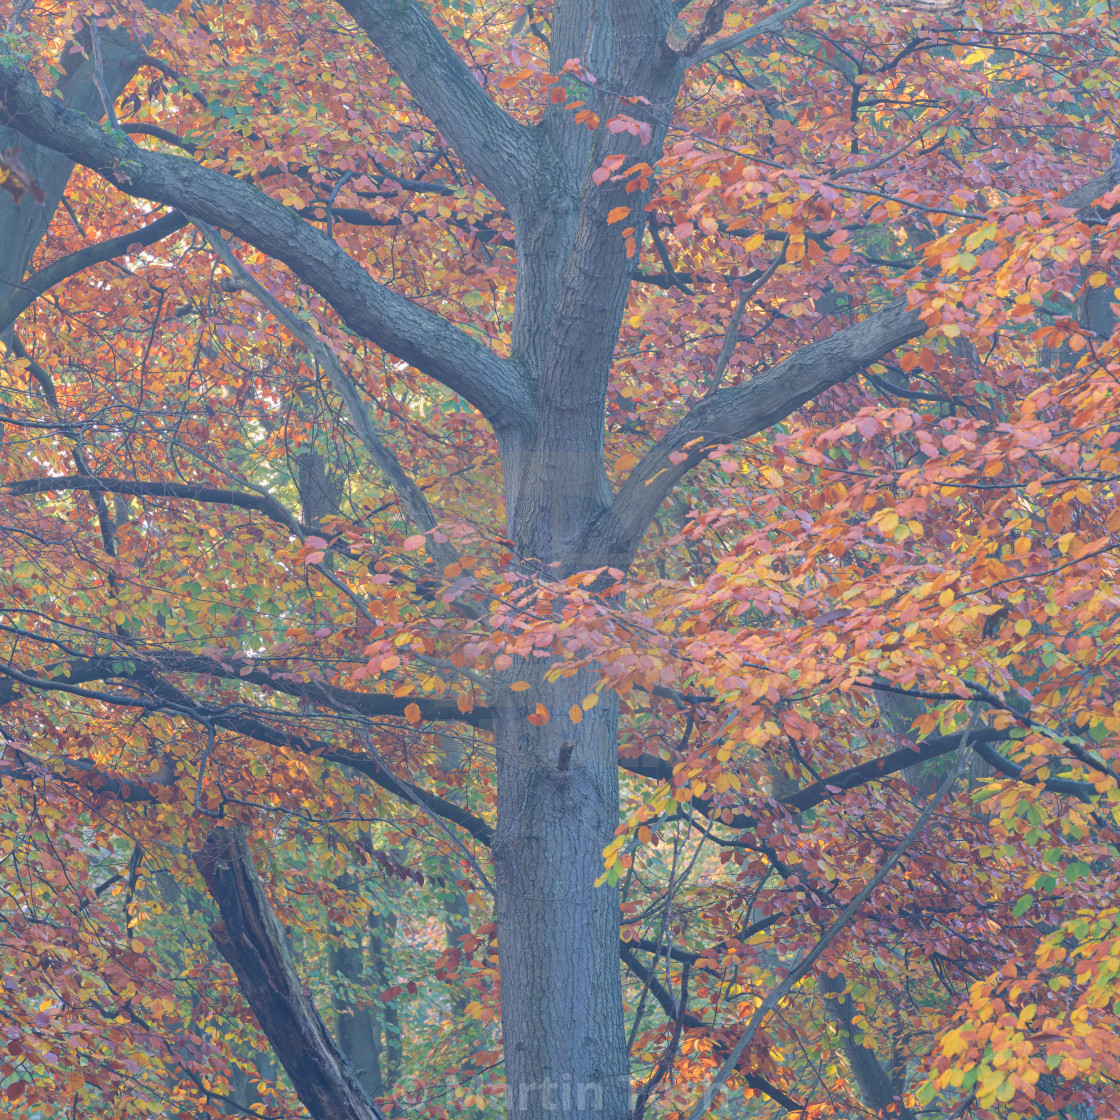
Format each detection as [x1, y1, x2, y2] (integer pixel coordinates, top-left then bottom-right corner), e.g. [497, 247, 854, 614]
[0, 0, 1118, 1118]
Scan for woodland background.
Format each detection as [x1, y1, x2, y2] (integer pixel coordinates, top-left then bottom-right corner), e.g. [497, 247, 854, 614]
[0, 0, 1119, 1118]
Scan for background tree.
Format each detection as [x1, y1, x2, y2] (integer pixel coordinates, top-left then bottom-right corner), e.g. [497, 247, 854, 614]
[0, 1, 1118, 1118]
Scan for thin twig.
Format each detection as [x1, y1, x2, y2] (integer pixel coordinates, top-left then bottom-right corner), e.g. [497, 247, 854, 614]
[88, 15, 120, 131]
[705, 237, 788, 396]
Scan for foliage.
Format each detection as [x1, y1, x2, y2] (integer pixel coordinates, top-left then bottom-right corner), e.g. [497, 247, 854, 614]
[0, 0, 1118, 1118]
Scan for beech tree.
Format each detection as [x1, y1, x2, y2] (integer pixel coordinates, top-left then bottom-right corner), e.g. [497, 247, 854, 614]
[0, 1, 1118, 1118]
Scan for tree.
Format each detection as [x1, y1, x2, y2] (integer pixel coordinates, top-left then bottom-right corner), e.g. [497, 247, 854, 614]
[0, 0, 1118, 1118]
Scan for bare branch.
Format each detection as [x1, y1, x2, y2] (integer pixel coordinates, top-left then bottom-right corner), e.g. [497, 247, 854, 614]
[0, 651, 490, 728]
[581, 295, 925, 569]
[5, 475, 304, 535]
[580, 162, 1120, 571]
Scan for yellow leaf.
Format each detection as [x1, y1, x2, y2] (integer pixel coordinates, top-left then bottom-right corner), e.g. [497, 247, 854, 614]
[581, 693, 599, 711]
[1088, 271, 1108, 287]
[1013, 619, 1031, 637]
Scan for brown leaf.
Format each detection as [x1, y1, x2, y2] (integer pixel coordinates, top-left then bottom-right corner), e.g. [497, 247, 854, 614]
[0, 148, 46, 205]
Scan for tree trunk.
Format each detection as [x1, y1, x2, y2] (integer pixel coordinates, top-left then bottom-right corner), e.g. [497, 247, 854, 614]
[3, 5, 1117, 1119]
[193, 827, 388, 1120]
[329, 879, 389, 1102]
[492, 666, 629, 1120]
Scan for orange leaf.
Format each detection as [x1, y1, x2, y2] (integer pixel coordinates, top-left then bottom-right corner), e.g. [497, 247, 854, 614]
[404, 703, 421, 723]
[510, 681, 531, 691]
[527, 703, 550, 726]
[607, 206, 630, 224]
[569, 705, 583, 724]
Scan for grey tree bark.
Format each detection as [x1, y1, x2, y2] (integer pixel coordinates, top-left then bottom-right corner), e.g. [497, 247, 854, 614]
[1, 4, 1117, 1120]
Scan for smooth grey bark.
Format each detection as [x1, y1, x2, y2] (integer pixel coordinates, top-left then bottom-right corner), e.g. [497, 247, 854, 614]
[0, 60, 532, 430]
[492, 666, 629, 1120]
[2, 4, 1119, 1120]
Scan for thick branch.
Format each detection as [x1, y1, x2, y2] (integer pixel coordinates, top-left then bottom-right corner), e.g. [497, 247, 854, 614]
[0, 66, 532, 430]
[193, 827, 389, 1120]
[581, 295, 925, 569]
[335, 0, 538, 206]
[1062, 166, 1120, 223]
[0, 651, 490, 728]
[970, 737, 1096, 801]
[0, 210, 188, 331]
[783, 728, 1009, 813]
[0, 3, 180, 309]
[580, 116, 1120, 574]
[0, 754, 160, 804]
[622, 728, 1061, 836]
